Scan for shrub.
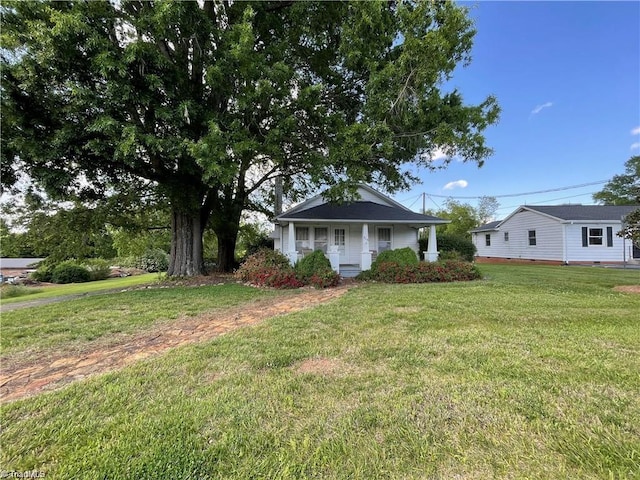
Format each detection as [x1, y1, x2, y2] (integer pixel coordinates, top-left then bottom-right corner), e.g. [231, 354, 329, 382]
[80, 258, 112, 281]
[237, 248, 341, 289]
[236, 248, 292, 282]
[295, 250, 333, 281]
[371, 247, 418, 275]
[419, 234, 476, 262]
[31, 263, 55, 283]
[362, 259, 481, 284]
[51, 261, 91, 284]
[308, 270, 341, 289]
[138, 249, 169, 272]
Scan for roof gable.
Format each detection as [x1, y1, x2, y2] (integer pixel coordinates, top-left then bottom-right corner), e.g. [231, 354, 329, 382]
[282, 184, 409, 216]
[276, 185, 447, 225]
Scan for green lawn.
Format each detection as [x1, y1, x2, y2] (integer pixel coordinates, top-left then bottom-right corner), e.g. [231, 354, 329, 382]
[0, 273, 162, 304]
[1, 265, 639, 479]
[1, 283, 281, 355]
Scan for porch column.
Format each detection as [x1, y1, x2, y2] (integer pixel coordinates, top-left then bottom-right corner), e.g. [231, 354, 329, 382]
[287, 222, 297, 265]
[424, 224, 439, 262]
[361, 223, 372, 271]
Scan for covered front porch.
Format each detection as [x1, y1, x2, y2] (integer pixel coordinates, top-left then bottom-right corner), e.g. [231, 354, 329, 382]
[276, 221, 441, 277]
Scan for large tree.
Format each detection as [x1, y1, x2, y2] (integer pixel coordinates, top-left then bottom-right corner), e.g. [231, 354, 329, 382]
[593, 156, 640, 243]
[1, 0, 499, 275]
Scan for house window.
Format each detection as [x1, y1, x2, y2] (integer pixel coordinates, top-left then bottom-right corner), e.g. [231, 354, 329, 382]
[378, 227, 392, 252]
[295, 227, 309, 252]
[314, 227, 328, 253]
[582, 226, 613, 247]
[334, 228, 346, 248]
[528, 230, 536, 246]
[485, 234, 491, 246]
[504, 232, 509, 242]
[588, 228, 603, 245]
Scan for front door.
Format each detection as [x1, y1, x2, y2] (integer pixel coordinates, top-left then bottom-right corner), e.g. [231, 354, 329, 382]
[332, 226, 348, 263]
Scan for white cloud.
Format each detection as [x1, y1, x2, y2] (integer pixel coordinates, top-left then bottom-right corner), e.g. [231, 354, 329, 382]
[631, 142, 640, 150]
[443, 179, 468, 190]
[631, 126, 640, 136]
[531, 102, 553, 115]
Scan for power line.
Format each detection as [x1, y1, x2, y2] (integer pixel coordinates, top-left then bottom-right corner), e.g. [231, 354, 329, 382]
[424, 180, 608, 200]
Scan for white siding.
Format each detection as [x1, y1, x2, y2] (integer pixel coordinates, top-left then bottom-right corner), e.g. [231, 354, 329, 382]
[476, 210, 564, 261]
[279, 222, 419, 266]
[565, 223, 629, 262]
[474, 211, 634, 263]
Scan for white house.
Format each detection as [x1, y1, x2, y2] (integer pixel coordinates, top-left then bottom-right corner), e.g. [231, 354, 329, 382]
[273, 185, 448, 276]
[470, 205, 640, 264]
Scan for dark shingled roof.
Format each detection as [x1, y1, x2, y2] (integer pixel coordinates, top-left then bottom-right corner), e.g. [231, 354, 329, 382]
[277, 201, 447, 224]
[469, 221, 502, 233]
[525, 205, 638, 221]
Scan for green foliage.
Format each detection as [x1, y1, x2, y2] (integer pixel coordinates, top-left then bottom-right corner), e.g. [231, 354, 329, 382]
[2, 0, 500, 275]
[295, 250, 332, 280]
[79, 258, 112, 281]
[31, 263, 55, 283]
[593, 156, 640, 244]
[51, 261, 91, 284]
[237, 249, 340, 289]
[593, 156, 640, 205]
[295, 250, 341, 289]
[360, 260, 481, 283]
[371, 247, 418, 275]
[420, 233, 476, 262]
[236, 248, 297, 288]
[138, 249, 170, 273]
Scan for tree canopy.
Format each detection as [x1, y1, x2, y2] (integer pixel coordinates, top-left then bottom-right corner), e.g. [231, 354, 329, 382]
[425, 196, 498, 237]
[1, 0, 500, 274]
[593, 156, 640, 206]
[594, 156, 640, 244]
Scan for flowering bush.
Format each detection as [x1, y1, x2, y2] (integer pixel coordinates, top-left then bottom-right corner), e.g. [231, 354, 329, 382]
[308, 270, 341, 289]
[237, 248, 341, 289]
[359, 259, 481, 284]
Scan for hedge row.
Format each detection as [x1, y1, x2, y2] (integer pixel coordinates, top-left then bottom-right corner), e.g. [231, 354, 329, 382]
[236, 249, 340, 289]
[359, 260, 481, 283]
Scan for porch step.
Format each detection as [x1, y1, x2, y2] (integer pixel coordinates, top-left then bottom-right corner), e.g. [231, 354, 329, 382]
[339, 264, 361, 278]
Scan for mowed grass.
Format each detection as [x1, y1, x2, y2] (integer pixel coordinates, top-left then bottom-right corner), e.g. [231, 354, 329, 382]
[1, 265, 639, 479]
[1, 283, 280, 355]
[0, 273, 162, 304]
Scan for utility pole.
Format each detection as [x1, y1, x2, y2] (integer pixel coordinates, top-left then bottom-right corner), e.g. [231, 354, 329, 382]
[422, 192, 426, 214]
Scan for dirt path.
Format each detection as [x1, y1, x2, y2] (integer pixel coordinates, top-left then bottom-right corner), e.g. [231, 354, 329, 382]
[0, 285, 353, 403]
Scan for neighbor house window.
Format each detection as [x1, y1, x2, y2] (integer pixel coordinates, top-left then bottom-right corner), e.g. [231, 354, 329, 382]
[378, 227, 392, 252]
[314, 227, 328, 253]
[295, 227, 309, 252]
[528, 230, 536, 246]
[504, 232, 509, 242]
[588, 228, 603, 245]
[582, 227, 613, 247]
[485, 234, 491, 246]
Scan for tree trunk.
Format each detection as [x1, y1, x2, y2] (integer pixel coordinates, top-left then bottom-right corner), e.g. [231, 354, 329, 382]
[167, 208, 204, 276]
[216, 229, 238, 272]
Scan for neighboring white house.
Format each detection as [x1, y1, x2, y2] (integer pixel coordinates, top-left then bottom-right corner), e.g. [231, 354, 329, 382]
[273, 185, 448, 276]
[470, 205, 640, 264]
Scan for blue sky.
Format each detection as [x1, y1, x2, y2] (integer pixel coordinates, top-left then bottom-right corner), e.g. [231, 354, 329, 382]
[394, 0, 640, 219]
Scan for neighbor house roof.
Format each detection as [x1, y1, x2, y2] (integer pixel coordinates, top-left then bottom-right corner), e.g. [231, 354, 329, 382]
[0, 258, 45, 269]
[523, 205, 638, 221]
[469, 221, 502, 233]
[277, 201, 448, 225]
[470, 205, 639, 233]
